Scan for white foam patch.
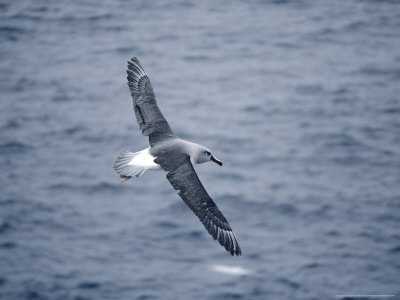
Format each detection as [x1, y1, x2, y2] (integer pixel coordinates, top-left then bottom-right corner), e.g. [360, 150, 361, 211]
[211, 265, 252, 275]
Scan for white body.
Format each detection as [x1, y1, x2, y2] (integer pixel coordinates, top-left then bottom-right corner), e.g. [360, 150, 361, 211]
[128, 147, 161, 170]
[114, 147, 161, 181]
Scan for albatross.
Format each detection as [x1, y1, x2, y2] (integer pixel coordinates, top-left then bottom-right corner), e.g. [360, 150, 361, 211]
[113, 57, 241, 256]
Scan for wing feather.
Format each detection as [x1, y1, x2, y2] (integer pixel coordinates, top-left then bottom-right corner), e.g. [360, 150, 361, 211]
[155, 155, 241, 256]
[127, 57, 176, 146]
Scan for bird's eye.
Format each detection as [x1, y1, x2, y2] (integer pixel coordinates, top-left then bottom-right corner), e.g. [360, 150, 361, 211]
[205, 151, 211, 156]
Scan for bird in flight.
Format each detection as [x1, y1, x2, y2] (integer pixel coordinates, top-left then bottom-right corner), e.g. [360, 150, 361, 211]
[114, 57, 241, 256]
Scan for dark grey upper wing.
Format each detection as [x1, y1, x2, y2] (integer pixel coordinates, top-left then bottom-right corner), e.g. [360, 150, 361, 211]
[127, 57, 176, 146]
[155, 154, 241, 256]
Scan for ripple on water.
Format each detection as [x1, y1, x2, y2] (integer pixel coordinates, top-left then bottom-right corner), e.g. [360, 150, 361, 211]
[77, 282, 101, 289]
[1, 0, 400, 299]
[0, 141, 33, 155]
[0, 242, 17, 249]
[0, 222, 12, 234]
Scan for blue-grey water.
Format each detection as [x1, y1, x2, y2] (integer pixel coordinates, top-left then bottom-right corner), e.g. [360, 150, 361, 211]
[1, 1, 400, 299]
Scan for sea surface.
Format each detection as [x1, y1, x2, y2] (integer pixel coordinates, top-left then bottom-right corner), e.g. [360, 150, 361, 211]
[1, 1, 400, 299]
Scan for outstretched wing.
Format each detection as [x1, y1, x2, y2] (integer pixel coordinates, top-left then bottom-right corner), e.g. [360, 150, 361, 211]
[155, 155, 241, 256]
[127, 57, 176, 146]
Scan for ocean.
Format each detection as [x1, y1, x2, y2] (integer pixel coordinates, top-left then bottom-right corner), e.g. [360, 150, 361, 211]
[1, 0, 399, 299]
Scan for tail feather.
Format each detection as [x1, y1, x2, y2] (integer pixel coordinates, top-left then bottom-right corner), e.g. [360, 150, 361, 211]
[114, 151, 146, 181]
[120, 175, 132, 182]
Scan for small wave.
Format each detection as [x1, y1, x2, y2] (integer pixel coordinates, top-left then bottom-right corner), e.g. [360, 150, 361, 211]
[389, 245, 400, 253]
[77, 282, 101, 289]
[48, 182, 120, 193]
[218, 193, 244, 203]
[343, 20, 367, 31]
[183, 55, 208, 61]
[63, 125, 86, 135]
[88, 13, 112, 21]
[0, 242, 17, 249]
[359, 65, 400, 79]
[382, 107, 400, 114]
[295, 84, 325, 96]
[0, 222, 12, 234]
[276, 277, 300, 289]
[0, 25, 29, 41]
[116, 45, 141, 55]
[275, 41, 298, 49]
[272, 203, 298, 216]
[156, 220, 180, 229]
[243, 105, 261, 112]
[1, 119, 20, 130]
[211, 265, 251, 275]
[213, 292, 244, 299]
[301, 262, 319, 269]
[0, 141, 33, 154]
[216, 172, 246, 181]
[169, 230, 203, 239]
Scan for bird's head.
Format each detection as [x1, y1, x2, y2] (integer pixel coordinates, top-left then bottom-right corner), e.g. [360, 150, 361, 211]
[192, 145, 223, 166]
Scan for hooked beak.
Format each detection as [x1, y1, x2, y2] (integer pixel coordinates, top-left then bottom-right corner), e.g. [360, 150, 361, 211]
[210, 155, 223, 166]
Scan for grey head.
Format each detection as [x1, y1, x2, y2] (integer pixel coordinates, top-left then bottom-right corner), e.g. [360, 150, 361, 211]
[188, 143, 223, 166]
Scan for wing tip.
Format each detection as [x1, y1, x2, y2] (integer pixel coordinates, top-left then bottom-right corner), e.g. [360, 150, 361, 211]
[127, 56, 139, 65]
[201, 215, 242, 256]
[126, 57, 148, 90]
[127, 57, 147, 76]
[227, 230, 242, 256]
